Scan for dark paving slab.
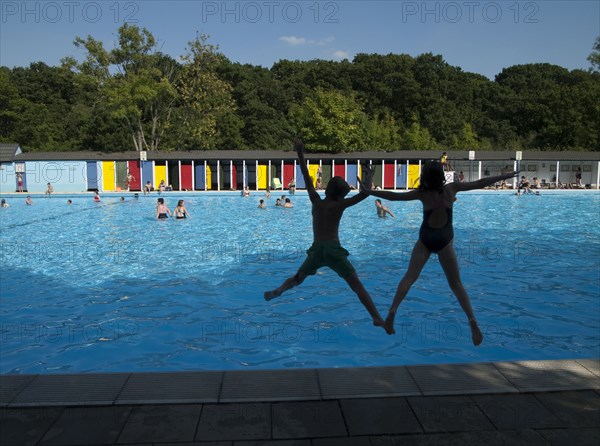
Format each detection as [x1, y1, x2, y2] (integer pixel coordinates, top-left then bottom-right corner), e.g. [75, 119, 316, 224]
[195, 402, 270, 441]
[340, 397, 422, 436]
[221, 369, 320, 402]
[369, 429, 549, 445]
[10, 373, 129, 407]
[537, 427, 600, 446]
[407, 395, 495, 433]
[116, 404, 202, 444]
[535, 390, 600, 428]
[38, 406, 132, 445]
[472, 393, 564, 429]
[0, 407, 62, 446]
[495, 360, 598, 392]
[116, 371, 222, 404]
[407, 362, 516, 395]
[271, 400, 347, 439]
[0, 374, 36, 407]
[318, 366, 420, 399]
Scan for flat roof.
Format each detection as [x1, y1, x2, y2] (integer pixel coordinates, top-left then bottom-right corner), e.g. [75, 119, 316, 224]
[9, 150, 600, 162]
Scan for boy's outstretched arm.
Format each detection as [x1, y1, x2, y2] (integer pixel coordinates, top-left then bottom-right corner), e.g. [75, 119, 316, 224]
[295, 139, 320, 202]
[453, 171, 518, 192]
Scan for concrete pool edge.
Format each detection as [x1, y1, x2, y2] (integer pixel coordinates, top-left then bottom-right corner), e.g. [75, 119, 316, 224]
[2, 358, 598, 408]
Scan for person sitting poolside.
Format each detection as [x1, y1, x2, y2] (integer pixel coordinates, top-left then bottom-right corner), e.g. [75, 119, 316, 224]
[45, 183, 53, 196]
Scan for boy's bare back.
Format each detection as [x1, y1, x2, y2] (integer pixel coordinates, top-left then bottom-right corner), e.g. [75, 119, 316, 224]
[296, 140, 369, 243]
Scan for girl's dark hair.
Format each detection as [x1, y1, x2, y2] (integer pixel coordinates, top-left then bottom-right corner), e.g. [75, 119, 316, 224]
[419, 161, 445, 192]
[177, 200, 184, 206]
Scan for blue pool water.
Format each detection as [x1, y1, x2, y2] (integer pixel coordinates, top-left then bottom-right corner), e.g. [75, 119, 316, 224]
[1, 191, 599, 374]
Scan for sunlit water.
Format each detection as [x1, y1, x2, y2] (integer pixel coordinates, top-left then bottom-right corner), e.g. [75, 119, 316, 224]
[1, 190, 599, 374]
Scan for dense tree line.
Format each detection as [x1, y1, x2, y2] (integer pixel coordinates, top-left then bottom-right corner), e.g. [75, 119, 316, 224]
[1, 25, 598, 153]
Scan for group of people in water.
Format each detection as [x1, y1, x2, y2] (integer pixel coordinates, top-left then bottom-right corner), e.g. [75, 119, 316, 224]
[264, 140, 519, 346]
[156, 198, 191, 220]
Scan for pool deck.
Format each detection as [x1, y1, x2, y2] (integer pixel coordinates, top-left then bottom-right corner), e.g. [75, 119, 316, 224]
[1, 358, 599, 445]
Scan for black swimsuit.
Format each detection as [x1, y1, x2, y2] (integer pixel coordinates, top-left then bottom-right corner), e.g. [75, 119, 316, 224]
[419, 208, 453, 253]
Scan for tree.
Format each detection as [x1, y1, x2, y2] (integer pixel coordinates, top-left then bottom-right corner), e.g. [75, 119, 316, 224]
[449, 123, 479, 150]
[175, 34, 237, 150]
[289, 88, 368, 152]
[399, 114, 438, 150]
[70, 24, 178, 151]
[588, 36, 600, 72]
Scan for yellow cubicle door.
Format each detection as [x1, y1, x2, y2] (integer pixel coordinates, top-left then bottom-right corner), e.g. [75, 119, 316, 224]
[206, 165, 212, 190]
[101, 161, 115, 191]
[154, 164, 167, 189]
[408, 164, 421, 189]
[257, 164, 268, 189]
[308, 164, 320, 187]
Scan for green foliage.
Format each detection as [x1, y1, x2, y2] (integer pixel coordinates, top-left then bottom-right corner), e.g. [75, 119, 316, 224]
[1, 29, 598, 152]
[175, 34, 237, 150]
[399, 114, 438, 150]
[289, 88, 368, 152]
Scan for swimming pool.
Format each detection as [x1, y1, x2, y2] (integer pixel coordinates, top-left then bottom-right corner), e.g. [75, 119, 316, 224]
[1, 191, 598, 374]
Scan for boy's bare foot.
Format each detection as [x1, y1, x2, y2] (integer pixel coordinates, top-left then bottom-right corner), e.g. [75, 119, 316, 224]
[264, 290, 281, 301]
[469, 318, 483, 346]
[383, 310, 396, 335]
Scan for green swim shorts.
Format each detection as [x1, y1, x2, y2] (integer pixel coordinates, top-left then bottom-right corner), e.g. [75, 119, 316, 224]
[298, 240, 356, 279]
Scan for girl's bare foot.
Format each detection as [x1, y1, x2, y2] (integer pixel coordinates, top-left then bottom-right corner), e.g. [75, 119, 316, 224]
[469, 318, 483, 346]
[383, 310, 396, 335]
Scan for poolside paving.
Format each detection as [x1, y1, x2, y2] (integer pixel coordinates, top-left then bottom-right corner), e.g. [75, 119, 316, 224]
[1, 358, 598, 445]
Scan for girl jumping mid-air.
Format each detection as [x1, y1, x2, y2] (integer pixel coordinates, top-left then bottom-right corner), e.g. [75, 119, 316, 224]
[360, 162, 517, 345]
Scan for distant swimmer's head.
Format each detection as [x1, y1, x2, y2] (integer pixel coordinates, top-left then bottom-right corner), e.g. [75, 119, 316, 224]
[157, 198, 164, 204]
[419, 161, 445, 191]
[326, 176, 350, 199]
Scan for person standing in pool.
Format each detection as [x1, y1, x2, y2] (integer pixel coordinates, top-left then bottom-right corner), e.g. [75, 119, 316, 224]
[359, 161, 518, 345]
[265, 139, 386, 330]
[173, 199, 191, 219]
[375, 199, 395, 218]
[156, 197, 171, 219]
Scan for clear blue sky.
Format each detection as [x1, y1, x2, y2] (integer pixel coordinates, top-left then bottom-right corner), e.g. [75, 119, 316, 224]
[1, 0, 598, 79]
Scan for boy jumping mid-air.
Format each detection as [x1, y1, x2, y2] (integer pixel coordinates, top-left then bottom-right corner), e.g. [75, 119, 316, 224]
[264, 140, 386, 330]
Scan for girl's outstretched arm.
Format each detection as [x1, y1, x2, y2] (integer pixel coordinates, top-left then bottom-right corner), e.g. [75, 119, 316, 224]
[358, 178, 421, 201]
[343, 165, 374, 207]
[452, 171, 518, 192]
